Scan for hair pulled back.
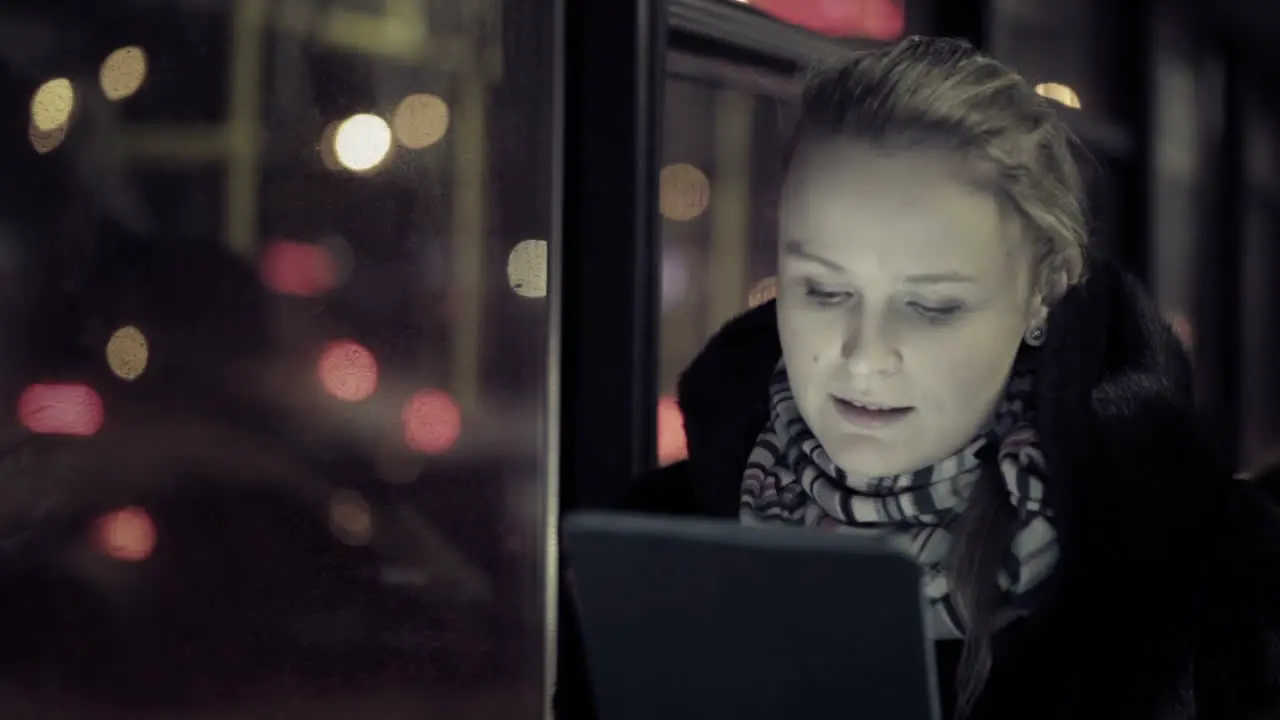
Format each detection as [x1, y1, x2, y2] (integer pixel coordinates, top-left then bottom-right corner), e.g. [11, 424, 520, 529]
[783, 36, 1089, 715]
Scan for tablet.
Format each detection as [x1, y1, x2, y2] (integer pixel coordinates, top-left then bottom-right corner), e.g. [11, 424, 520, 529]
[563, 512, 941, 720]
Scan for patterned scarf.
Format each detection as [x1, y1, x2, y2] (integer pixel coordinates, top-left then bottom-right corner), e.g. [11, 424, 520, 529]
[740, 359, 1059, 639]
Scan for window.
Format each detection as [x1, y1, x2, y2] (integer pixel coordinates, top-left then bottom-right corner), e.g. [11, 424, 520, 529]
[0, 0, 554, 716]
[988, 0, 1127, 128]
[657, 51, 797, 464]
[1239, 79, 1280, 466]
[989, 0, 1142, 279]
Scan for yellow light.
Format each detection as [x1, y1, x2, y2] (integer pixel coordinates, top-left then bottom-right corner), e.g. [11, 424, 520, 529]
[30, 78, 75, 132]
[100, 46, 148, 101]
[332, 113, 393, 172]
[659, 163, 711, 221]
[1034, 82, 1081, 110]
[106, 325, 149, 381]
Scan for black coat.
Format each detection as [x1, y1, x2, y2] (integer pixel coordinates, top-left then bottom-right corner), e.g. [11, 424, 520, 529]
[557, 258, 1280, 720]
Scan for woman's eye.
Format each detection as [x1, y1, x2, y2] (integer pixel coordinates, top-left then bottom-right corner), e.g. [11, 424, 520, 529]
[908, 302, 963, 321]
[802, 281, 852, 306]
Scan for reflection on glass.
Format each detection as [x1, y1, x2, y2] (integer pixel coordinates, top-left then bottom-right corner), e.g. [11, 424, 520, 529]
[989, 0, 1118, 123]
[744, 0, 906, 41]
[0, 0, 553, 717]
[657, 56, 797, 465]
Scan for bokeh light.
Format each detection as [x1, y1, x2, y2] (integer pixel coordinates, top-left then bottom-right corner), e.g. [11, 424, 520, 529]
[260, 239, 339, 298]
[28, 77, 74, 154]
[1034, 82, 1082, 110]
[659, 163, 711, 221]
[99, 45, 148, 101]
[30, 78, 75, 132]
[329, 490, 374, 546]
[18, 383, 104, 437]
[317, 340, 378, 402]
[657, 395, 688, 466]
[106, 325, 149, 381]
[333, 113, 393, 172]
[752, 0, 904, 40]
[402, 388, 462, 454]
[392, 93, 450, 149]
[94, 507, 156, 562]
[506, 239, 548, 298]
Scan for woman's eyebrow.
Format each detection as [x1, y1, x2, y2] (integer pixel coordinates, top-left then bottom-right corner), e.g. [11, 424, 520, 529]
[784, 240, 979, 284]
[782, 239, 844, 272]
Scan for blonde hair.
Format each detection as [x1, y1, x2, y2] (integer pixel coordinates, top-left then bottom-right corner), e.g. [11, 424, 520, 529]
[782, 36, 1090, 714]
[785, 36, 1089, 301]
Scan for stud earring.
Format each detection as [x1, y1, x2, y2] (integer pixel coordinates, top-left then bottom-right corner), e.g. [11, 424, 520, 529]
[1025, 325, 1046, 347]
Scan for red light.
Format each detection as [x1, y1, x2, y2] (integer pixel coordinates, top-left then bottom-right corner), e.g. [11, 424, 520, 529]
[317, 339, 378, 402]
[260, 239, 339, 298]
[94, 506, 156, 562]
[17, 383, 104, 437]
[657, 395, 688, 466]
[402, 388, 461, 454]
[754, 0, 905, 41]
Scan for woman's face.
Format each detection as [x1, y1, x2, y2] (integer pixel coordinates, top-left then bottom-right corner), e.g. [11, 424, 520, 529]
[776, 142, 1044, 477]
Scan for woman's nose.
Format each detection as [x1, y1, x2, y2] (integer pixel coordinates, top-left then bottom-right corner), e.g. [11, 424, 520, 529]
[840, 315, 902, 379]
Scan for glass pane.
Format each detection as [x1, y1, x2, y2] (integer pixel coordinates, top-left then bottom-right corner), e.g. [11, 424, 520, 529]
[1239, 86, 1280, 467]
[657, 53, 797, 465]
[988, 0, 1122, 124]
[0, 1, 553, 717]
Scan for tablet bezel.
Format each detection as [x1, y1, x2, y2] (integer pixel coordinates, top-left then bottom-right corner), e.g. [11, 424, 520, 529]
[564, 511, 942, 720]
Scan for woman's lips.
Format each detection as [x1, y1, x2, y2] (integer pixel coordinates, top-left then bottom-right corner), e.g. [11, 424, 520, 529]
[831, 396, 914, 429]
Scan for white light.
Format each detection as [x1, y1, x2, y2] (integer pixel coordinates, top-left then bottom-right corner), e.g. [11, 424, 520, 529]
[333, 113, 393, 172]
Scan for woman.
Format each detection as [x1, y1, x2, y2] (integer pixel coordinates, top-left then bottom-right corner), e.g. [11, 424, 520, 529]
[562, 37, 1280, 719]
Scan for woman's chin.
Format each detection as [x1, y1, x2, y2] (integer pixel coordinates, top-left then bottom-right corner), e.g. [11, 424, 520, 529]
[827, 443, 949, 480]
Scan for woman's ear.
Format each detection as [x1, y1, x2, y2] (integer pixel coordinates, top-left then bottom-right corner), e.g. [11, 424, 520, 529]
[1021, 267, 1063, 346]
[1029, 262, 1070, 323]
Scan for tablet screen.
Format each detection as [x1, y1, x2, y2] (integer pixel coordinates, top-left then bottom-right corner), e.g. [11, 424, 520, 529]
[565, 512, 942, 720]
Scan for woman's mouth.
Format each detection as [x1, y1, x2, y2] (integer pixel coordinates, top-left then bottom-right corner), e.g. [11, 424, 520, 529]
[831, 396, 914, 429]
